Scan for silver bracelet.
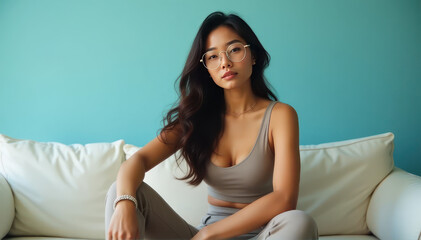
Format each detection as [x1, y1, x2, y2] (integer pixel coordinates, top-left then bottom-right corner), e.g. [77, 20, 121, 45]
[113, 195, 138, 210]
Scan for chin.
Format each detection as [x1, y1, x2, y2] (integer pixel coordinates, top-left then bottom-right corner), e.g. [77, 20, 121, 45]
[223, 82, 243, 90]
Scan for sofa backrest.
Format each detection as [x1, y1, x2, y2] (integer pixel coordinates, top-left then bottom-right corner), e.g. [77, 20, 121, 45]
[298, 132, 394, 235]
[0, 134, 124, 239]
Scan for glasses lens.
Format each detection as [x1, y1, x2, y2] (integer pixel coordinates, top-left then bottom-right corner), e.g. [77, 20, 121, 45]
[201, 42, 247, 69]
[203, 51, 220, 69]
[227, 43, 246, 62]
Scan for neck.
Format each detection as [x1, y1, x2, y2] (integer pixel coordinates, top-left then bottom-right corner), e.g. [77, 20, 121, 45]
[224, 89, 258, 117]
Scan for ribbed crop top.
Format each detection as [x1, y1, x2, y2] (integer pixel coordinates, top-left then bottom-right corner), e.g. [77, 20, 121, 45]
[203, 101, 277, 204]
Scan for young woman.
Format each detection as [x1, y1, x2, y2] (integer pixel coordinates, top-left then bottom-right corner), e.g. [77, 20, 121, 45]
[105, 12, 319, 240]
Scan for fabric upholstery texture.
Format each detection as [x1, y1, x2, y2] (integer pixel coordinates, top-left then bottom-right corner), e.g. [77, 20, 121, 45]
[0, 173, 14, 239]
[0, 134, 125, 239]
[366, 168, 421, 240]
[298, 132, 394, 235]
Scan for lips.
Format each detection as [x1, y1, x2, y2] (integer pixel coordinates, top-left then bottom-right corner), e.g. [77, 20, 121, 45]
[222, 71, 237, 79]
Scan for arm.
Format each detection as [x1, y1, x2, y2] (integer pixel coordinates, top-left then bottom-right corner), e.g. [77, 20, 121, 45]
[108, 124, 182, 240]
[115, 124, 182, 207]
[199, 103, 300, 240]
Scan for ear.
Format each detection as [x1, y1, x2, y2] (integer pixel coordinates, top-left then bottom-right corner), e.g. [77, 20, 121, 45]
[252, 58, 256, 65]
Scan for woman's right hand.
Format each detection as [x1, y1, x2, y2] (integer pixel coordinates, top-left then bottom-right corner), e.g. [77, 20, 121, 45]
[107, 201, 140, 240]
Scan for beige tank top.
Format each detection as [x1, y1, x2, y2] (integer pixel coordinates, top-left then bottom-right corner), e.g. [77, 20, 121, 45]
[204, 101, 277, 203]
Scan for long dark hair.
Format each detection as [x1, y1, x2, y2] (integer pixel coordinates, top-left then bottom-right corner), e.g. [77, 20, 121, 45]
[158, 11, 278, 185]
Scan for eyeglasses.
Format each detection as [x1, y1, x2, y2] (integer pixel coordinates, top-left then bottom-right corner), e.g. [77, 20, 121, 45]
[200, 42, 250, 70]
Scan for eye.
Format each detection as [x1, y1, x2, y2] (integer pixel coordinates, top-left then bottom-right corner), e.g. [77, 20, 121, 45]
[230, 47, 241, 53]
[207, 55, 218, 60]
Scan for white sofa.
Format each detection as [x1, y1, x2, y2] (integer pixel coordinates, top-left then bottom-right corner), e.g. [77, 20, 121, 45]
[0, 132, 420, 240]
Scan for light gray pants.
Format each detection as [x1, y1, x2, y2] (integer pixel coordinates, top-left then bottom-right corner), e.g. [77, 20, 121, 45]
[105, 181, 319, 240]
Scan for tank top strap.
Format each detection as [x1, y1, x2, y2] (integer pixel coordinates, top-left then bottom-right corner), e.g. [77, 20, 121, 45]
[262, 101, 277, 132]
[259, 101, 277, 152]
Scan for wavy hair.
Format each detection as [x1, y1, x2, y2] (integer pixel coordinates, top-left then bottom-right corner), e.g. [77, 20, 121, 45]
[158, 11, 278, 185]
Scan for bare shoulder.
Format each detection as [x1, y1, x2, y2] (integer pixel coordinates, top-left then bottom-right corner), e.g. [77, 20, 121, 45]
[270, 102, 299, 154]
[271, 102, 299, 125]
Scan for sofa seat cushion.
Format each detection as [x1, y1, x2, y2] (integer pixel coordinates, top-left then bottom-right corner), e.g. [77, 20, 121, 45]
[0, 134, 125, 239]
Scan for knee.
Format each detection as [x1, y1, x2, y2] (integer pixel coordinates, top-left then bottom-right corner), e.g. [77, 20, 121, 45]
[270, 210, 317, 232]
[105, 181, 117, 201]
[285, 210, 317, 229]
[264, 210, 318, 240]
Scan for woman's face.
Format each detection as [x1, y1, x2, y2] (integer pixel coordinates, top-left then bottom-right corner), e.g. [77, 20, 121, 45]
[204, 26, 255, 90]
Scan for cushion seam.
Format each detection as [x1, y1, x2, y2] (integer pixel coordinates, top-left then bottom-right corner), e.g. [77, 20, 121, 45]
[300, 133, 393, 151]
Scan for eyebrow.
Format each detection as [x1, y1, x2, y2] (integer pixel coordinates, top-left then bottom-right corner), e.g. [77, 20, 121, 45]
[205, 39, 242, 53]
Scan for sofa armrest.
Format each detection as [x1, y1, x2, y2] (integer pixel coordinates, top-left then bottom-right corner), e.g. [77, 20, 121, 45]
[367, 167, 421, 240]
[0, 172, 14, 238]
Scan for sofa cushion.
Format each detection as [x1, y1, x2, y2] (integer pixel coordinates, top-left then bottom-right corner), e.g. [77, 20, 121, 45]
[366, 167, 421, 240]
[0, 134, 125, 239]
[0, 173, 14, 239]
[298, 132, 394, 235]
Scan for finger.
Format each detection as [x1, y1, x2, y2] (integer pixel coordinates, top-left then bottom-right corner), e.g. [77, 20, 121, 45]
[118, 232, 126, 240]
[113, 232, 119, 240]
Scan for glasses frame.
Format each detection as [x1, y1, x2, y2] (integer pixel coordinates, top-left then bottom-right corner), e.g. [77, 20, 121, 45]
[200, 43, 250, 70]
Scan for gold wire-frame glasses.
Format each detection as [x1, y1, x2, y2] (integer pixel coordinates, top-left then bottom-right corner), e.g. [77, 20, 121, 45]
[200, 42, 250, 70]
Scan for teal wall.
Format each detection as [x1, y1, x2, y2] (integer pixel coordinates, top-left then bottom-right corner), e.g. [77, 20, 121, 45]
[1, 1, 420, 175]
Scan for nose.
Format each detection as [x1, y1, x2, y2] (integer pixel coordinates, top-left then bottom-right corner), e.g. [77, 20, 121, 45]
[219, 52, 232, 69]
